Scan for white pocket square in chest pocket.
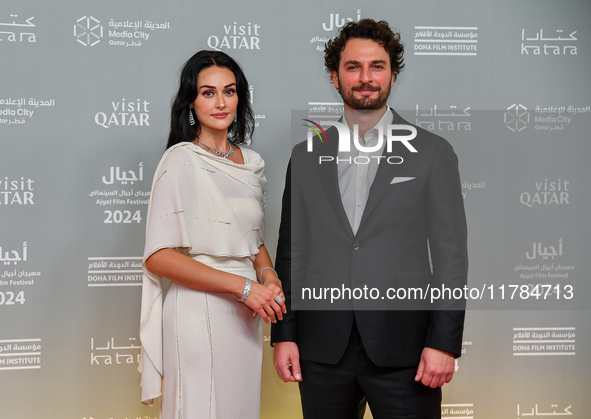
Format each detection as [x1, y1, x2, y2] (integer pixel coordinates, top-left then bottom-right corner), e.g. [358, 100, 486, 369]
[390, 176, 416, 184]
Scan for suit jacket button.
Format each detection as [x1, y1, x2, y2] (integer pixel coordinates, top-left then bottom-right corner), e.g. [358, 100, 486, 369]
[353, 244, 360, 250]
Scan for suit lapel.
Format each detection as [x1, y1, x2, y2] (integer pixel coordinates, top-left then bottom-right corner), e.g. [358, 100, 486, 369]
[357, 110, 412, 233]
[317, 126, 355, 239]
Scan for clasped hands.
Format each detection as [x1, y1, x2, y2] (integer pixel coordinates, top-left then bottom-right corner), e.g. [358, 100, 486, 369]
[243, 276, 286, 324]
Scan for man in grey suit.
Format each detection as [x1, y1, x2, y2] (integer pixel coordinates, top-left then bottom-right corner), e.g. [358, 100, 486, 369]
[271, 19, 468, 419]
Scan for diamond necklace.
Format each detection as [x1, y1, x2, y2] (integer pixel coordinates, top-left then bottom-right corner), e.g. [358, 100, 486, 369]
[195, 138, 234, 159]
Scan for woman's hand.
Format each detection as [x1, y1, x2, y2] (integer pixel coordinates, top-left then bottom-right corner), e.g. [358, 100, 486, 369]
[262, 276, 286, 312]
[260, 268, 287, 316]
[242, 280, 286, 324]
[250, 245, 286, 323]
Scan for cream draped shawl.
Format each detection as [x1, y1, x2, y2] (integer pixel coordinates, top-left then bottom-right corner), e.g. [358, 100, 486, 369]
[138, 142, 266, 405]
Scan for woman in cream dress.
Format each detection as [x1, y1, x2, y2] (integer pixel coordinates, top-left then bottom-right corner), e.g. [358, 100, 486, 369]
[138, 51, 286, 419]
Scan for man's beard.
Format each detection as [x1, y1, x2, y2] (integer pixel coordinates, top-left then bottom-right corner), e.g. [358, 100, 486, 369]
[338, 80, 392, 110]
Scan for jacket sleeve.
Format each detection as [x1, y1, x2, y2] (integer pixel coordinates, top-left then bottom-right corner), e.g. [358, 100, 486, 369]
[424, 139, 468, 357]
[271, 160, 298, 344]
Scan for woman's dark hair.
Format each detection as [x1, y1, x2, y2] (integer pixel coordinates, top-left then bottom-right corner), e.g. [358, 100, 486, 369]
[167, 50, 255, 148]
[324, 19, 405, 82]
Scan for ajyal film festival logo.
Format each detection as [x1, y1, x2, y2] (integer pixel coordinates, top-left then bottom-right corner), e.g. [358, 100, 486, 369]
[504, 103, 529, 132]
[74, 16, 103, 46]
[303, 119, 418, 164]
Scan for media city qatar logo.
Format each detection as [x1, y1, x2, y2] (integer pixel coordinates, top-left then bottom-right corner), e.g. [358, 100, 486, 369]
[74, 16, 103, 46]
[504, 103, 529, 132]
[303, 119, 417, 164]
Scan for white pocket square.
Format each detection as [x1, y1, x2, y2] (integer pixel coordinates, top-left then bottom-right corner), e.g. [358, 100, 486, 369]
[390, 176, 416, 184]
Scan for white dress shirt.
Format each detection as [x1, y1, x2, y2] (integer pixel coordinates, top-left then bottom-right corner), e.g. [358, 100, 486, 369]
[337, 107, 391, 235]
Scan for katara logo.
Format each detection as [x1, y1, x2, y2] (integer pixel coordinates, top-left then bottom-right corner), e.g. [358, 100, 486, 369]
[504, 104, 529, 132]
[304, 120, 417, 165]
[74, 16, 103, 46]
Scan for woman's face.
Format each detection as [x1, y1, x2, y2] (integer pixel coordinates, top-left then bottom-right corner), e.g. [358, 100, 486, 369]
[191, 66, 238, 135]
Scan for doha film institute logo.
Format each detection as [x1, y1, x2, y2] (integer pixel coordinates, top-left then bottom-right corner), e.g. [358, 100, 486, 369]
[74, 16, 103, 46]
[504, 103, 529, 132]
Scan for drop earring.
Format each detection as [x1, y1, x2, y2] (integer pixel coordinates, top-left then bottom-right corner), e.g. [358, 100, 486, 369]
[189, 108, 196, 126]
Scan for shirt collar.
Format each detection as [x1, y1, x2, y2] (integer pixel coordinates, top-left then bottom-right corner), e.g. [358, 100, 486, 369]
[342, 106, 392, 136]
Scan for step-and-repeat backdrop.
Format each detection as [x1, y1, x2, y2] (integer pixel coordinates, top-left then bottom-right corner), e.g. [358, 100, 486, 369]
[2, 0, 590, 418]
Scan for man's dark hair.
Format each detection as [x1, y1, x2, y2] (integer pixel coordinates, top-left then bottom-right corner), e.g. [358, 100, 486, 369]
[324, 19, 405, 81]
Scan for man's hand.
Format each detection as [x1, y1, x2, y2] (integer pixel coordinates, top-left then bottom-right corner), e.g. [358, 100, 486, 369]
[273, 341, 302, 382]
[414, 347, 455, 388]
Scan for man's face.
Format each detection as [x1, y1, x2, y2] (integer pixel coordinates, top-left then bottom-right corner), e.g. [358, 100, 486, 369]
[330, 38, 395, 111]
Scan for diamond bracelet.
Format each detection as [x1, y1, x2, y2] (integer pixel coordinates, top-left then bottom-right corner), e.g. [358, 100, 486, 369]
[238, 277, 252, 302]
